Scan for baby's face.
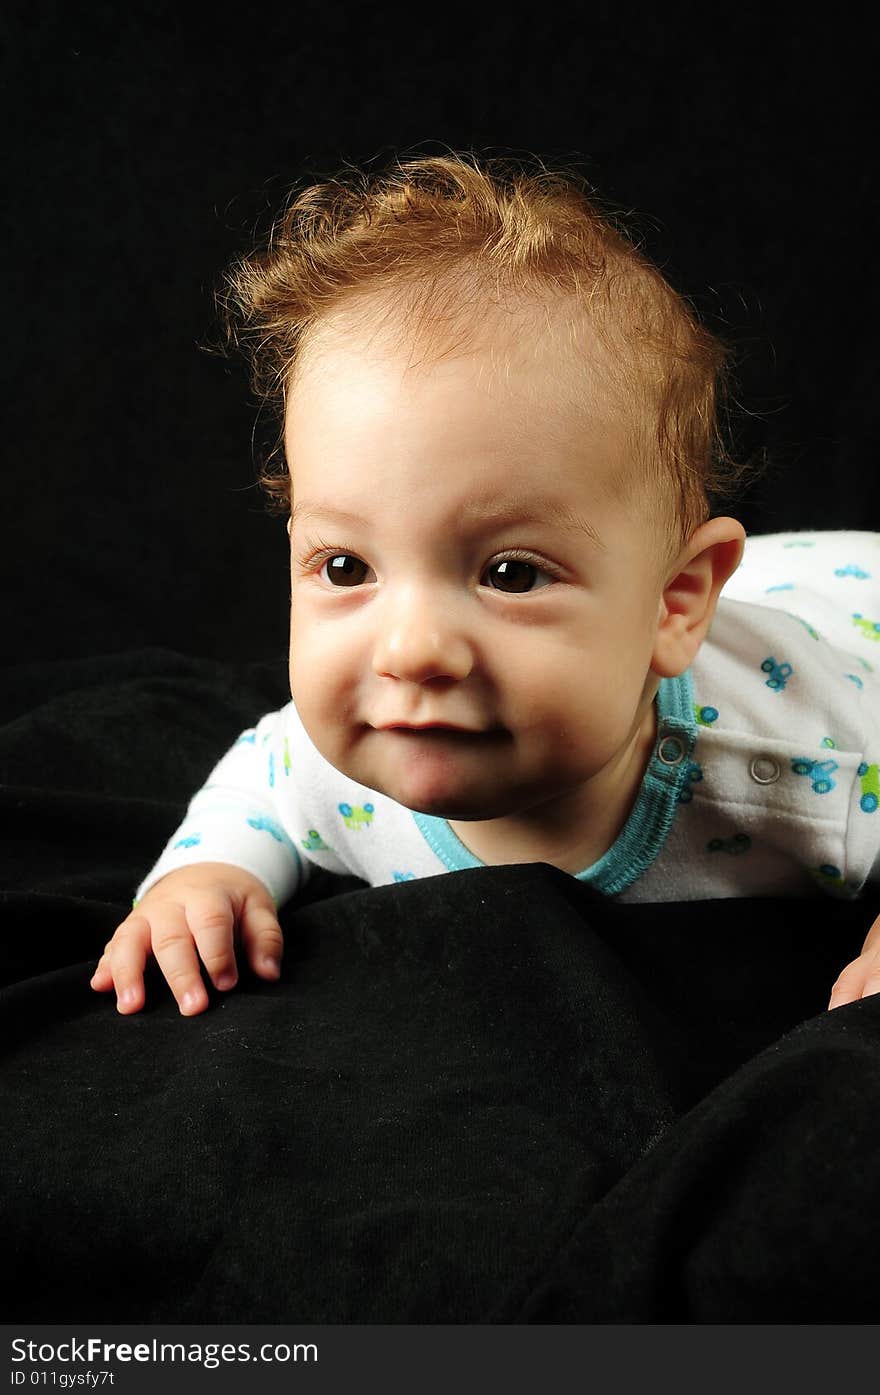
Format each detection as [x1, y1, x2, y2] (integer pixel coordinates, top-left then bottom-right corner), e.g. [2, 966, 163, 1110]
[285, 313, 667, 823]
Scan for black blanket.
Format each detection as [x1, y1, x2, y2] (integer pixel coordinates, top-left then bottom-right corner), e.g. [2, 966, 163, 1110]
[2, 650, 880, 1323]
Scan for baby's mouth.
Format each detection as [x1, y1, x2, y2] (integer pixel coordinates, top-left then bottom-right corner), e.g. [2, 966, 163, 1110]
[377, 723, 508, 743]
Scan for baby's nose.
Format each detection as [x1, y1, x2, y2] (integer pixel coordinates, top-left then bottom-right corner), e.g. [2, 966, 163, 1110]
[372, 587, 474, 684]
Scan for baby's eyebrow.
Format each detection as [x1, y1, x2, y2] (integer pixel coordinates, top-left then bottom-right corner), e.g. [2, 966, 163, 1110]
[460, 495, 606, 550]
[289, 502, 364, 531]
[290, 495, 605, 550]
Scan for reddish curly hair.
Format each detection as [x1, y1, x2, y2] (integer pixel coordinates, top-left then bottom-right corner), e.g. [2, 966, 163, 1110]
[212, 151, 754, 562]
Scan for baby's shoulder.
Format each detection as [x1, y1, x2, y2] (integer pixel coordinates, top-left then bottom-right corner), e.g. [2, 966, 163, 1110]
[715, 528, 880, 671]
[725, 530, 880, 619]
[697, 549, 879, 750]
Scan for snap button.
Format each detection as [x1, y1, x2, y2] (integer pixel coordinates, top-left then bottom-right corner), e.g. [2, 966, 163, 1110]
[657, 733, 686, 766]
[750, 755, 781, 784]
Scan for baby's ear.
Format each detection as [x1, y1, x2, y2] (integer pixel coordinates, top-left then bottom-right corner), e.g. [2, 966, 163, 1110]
[650, 517, 746, 678]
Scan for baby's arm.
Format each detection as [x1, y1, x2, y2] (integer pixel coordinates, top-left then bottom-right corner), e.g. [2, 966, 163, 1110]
[92, 708, 305, 1015]
[827, 910, 880, 1010]
[90, 862, 284, 1016]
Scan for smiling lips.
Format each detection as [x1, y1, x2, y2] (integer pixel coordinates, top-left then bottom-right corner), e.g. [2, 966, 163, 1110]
[377, 723, 506, 741]
[384, 722, 473, 732]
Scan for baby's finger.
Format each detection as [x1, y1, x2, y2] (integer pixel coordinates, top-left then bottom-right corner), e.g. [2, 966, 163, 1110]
[151, 905, 212, 1016]
[90, 946, 115, 993]
[239, 892, 284, 980]
[95, 914, 152, 1014]
[184, 889, 240, 993]
[828, 960, 867, 1011]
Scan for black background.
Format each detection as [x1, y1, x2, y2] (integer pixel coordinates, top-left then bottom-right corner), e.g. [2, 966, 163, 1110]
[5, 9, 880, 1330]
[4, 5, 878, 666]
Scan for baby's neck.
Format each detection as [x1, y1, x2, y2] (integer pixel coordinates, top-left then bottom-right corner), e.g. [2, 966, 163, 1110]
[448, 701, 657, 875]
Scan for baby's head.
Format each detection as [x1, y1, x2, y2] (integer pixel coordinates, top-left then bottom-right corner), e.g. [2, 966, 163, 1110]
[217, 154, 749, 830]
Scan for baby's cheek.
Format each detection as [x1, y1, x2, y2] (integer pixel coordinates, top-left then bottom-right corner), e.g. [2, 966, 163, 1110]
[291, 643, 360, 739]
[289, 640, 331, 725]
[522, 670, 632, 761]
[290, 612, 336, 677]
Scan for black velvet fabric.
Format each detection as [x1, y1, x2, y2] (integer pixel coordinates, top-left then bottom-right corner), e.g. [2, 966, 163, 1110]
[3, 651, 880, 1322]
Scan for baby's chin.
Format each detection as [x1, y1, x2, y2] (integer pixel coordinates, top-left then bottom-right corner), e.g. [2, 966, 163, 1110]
[368, 771, 512, 822]
[338, 754, 516, 822]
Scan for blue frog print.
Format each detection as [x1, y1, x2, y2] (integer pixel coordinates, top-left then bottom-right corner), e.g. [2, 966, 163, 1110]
[761, 657, 793, 691]
[247, 814, 295, 849]
[173, 834, 201, 850]
[301, 828, 331, 851]
[853, 613, 880, 641]
[338, 801, 375, 830]
[858, 762, 879, 813]
[791, 756, 838, 794]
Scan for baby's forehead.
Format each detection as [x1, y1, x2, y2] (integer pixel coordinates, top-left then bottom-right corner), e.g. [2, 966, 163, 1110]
[290, 287, 632, 418]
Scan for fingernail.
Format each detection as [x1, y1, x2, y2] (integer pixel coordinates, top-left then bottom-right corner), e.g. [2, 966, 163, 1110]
[180, 990, 203, 1015]
[261, 956, 281, 978]
[117, 988, 138, 1011]
[216, 971, 237, 991]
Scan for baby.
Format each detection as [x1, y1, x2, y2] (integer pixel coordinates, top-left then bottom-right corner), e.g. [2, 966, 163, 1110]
[91, 153, 880, 1017]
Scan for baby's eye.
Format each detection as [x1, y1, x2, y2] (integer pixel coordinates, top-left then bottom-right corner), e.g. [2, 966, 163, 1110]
[320, 554, 374, 587]
[482, 559, 554, 593]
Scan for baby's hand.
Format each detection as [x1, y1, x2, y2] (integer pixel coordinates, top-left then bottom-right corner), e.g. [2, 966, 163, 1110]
[828, 911, 880, 1010]
[90, 863, 284, 1016]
